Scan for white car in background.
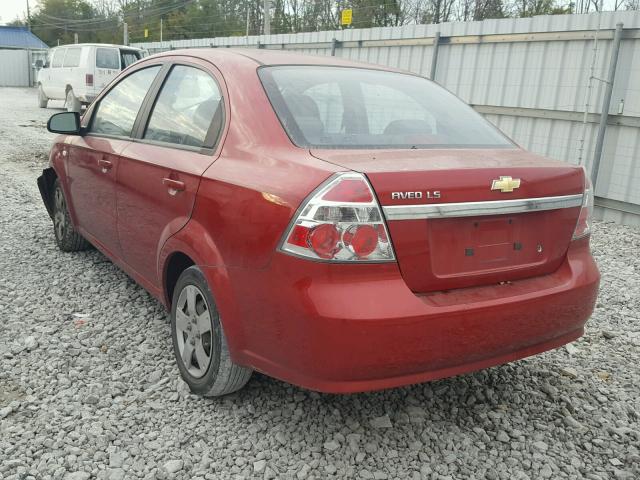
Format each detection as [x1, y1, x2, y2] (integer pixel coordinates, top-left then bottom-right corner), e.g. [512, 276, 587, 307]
[37, 43, 144, 112]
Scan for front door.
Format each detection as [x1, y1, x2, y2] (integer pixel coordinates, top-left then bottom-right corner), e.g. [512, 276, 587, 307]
[66, 64, 163, 256]
[47, 47, 66, 99]
[66, 136, 127, 255]
[116, 62, 225, 287]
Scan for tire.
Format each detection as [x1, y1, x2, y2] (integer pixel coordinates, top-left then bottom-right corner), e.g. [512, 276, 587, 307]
[66, 89, 81, 112]
[52, 179, 90, 252]
[171, 266, 252, 396]
[37, 85, 48, 108]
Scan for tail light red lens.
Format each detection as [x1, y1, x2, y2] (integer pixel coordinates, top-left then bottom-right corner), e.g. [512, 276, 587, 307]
[572, 174, 594, 240]
[343, 224, 379, 258]
[309, 224, 340, 258]
[85, 74, 94, 86]
[279, 173, 396, 262]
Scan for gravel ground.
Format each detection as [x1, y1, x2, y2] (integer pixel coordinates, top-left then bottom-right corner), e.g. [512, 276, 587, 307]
[0, 87, 639, 480]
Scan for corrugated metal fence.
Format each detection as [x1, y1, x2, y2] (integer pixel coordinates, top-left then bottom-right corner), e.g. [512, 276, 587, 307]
[134, 11, 640, 226]
[0, 50, 31, 87]
[0, 49, 48, 87]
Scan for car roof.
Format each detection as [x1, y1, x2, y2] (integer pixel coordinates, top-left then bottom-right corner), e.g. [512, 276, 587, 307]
[54, 43, 143, 50]
[151, 48, 400, 72]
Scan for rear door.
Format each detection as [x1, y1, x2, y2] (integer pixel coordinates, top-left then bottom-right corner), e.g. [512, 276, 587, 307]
[115, 59, 226, 287]
[67, 65, 163, 255]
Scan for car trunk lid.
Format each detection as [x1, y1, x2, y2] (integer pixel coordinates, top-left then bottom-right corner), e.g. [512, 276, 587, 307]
[310, 148, 585, 292]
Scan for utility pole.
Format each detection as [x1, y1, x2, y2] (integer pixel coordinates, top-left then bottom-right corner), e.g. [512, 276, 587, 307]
[26, 0, 31, 31]
[263, 0, 270, 35]
[74, 32, 78, 44]
[245, 2, 250, 40]
[123, 22, 129, 45]
[160, 18, 163, 43]
[591, 22, 624, 188]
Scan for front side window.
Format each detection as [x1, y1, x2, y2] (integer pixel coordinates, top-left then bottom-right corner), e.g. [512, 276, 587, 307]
[144, 65, 222, 148]
[259, 66, 512, 149]
[63, 47, 81, 68]
[51, 49, 66, 68]
[90, 66, 160, 138]
[96, 48, 120, 69]
[121, 50, 141, 68]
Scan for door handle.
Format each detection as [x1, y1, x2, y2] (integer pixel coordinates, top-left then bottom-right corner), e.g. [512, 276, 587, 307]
[162, 178, 185, 195]
[98, 158, 113, 173]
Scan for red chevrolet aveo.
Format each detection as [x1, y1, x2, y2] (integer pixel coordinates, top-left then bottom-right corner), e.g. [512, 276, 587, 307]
[38, 49, 600, 396]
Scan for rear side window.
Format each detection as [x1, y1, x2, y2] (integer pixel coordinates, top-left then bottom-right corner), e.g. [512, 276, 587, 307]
[90, 66, 160, 138]
[63, 47, 82, 68]
[144, 65, 223, 148]
[259, 66, 512, 149]
[51, 49, 66, 68]
[96, 48, 120, 70]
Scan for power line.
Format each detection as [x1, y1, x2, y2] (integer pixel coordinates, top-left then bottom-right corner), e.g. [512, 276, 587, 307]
[33, 0, 196, 31]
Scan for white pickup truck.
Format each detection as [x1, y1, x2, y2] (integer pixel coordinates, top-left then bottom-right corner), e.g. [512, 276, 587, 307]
[37, 43, 144, 112]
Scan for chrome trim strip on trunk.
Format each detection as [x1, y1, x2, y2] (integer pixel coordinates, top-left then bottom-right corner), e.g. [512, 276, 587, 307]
[382, 193, 584, 220]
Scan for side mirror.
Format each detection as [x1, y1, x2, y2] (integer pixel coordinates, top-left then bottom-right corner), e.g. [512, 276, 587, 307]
[34, 59, 43, 69]
[47, 112, 81, 135]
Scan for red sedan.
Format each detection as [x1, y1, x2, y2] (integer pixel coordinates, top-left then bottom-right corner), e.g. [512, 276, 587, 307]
[38, 49, 600, 396]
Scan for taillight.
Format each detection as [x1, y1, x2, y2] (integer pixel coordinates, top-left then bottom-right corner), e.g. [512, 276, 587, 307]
[279, 172, 395, 262]
[572, 174, 594, 240]
[85, 74, 94, 86]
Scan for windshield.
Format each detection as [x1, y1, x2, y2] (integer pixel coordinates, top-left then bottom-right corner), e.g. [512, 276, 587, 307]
[259, 66, 512, 149]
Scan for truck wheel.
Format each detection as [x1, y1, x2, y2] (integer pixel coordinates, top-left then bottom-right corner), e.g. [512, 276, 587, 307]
[66, 89, 81, 112]
[38, 85, 48, 108]
[52, 179, 90, 252]
[171, 266, 252, 397]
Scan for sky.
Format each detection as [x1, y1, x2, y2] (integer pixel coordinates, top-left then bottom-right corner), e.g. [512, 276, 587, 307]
[0, 0, 32, 25]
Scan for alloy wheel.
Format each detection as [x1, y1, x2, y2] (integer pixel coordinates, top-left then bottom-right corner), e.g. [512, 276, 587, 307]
[53, 187, 67, 241]
[175, 284, 213, 378]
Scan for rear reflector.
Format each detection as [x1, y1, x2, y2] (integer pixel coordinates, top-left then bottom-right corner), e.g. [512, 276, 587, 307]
[85, 74, 94, 86]
[572, 173, 593, 240]
[279, 172, 395, 262]
[321, 178, 373, 203]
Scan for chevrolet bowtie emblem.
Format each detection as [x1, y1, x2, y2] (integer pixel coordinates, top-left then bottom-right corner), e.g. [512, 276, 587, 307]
[491, 176, 521, 193]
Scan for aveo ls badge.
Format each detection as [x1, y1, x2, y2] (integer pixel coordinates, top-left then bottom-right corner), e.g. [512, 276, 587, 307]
[391, 191, 441, 200]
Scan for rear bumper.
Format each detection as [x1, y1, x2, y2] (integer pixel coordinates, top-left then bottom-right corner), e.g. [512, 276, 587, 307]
[212, 236, 600, 393]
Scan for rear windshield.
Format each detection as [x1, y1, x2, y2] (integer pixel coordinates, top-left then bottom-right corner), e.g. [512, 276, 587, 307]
[259, 66, 512, 149]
